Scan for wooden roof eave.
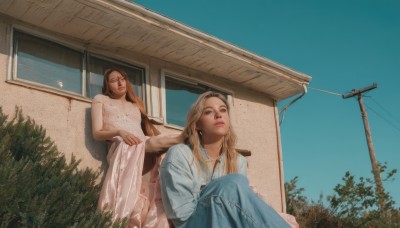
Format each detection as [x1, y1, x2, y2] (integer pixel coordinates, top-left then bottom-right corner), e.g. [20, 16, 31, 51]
[101, 0, 312, 100]
[0, 0, 312, 100]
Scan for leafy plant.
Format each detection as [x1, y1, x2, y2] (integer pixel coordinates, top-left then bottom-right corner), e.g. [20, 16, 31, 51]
[0, 107, 124, 227]
[285, 164, 399, 228]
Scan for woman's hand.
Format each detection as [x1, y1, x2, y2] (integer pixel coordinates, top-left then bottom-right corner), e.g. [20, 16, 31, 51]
[119, 130, 142, 146]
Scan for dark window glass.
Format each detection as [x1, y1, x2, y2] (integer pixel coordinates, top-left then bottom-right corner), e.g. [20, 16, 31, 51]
[87, 56, 144, 99]
[165, 76, 226, 126]
[14, 31, 83, 94]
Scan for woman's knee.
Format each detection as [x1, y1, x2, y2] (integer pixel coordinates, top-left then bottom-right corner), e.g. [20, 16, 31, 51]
[218, 174, 249, 188]
[203, 174, 249, 196]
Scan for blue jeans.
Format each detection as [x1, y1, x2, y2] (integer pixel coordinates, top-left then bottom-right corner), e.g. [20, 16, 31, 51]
[184, 174, 290, 228]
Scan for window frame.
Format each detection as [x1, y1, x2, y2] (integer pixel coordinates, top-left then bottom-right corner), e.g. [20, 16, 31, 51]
[160, 69, 233, 129]
[10, 27, 87, 98]
[85, 53, 147, 101]
[9, 26, 148, 103]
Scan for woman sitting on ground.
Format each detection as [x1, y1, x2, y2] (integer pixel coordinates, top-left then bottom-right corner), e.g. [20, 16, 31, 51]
[159, 91, 292, 227]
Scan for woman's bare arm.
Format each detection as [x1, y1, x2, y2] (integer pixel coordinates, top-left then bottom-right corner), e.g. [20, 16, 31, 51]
[145, 133, 184, 153]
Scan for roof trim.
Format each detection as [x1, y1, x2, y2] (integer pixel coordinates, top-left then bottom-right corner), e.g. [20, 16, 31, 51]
[96, 0, 311, 86]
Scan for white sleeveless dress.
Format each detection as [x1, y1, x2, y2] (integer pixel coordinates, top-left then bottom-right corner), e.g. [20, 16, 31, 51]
[93, 94, 169, 228]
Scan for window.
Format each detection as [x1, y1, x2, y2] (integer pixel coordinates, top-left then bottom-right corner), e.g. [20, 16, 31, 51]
[86, 56, 144, 99]
[13, 31, 83, 94]
[163, 75, 228, 127]
[12, 30, 145, 99]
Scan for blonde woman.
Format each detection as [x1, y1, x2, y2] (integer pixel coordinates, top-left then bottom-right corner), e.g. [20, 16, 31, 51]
[91, 68, 182, 227]
[159, 91, 290, 227]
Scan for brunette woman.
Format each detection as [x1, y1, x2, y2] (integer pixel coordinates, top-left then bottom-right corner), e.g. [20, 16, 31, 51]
[91, 68, 182, 227]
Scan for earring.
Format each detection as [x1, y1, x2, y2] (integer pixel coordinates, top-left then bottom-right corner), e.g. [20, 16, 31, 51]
[198, 130, 203, 136]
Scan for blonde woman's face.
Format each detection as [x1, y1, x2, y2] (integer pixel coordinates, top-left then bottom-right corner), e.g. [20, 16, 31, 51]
[197, 97, 230, 139]
[107, 71, 127, 98]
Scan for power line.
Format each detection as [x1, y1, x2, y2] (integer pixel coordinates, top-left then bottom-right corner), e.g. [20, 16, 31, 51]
[365, 103, 400, 133]
[302, 86, 400, 133]
[308, 86, 342, 96]
[308, 84, 400, 132]
[366, 96, 400, 125]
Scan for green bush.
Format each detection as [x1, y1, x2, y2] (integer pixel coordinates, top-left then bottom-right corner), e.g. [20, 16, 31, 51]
[286, 167, 400, 228]
[0, 107, 124, 227]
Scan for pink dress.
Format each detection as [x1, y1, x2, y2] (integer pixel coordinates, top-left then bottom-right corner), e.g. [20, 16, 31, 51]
[93, 94, 169, 228]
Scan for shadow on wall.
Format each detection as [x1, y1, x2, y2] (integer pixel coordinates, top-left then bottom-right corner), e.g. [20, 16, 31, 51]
[84, 107, 108, 182]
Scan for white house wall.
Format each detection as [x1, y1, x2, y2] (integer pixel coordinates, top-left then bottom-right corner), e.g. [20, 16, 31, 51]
[0, 17, 286, 212]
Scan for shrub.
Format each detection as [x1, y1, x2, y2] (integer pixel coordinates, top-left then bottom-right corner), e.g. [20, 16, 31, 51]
[0, 107, 123, 227]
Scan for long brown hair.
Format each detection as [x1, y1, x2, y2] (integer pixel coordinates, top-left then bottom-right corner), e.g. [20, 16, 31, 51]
[102, 68, 159, 136]
[183, 91, 238, 174]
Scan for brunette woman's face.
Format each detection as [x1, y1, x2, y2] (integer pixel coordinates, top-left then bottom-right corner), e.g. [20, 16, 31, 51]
[107, 71, 127, 98]
[197, 97, 230, 139]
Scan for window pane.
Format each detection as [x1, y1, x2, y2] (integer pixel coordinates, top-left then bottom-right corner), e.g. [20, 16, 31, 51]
[165, 77, 208, 126]
[14, 31, 83, 94]
[87, 56, 144, 99]
[165, 77, 228, 127]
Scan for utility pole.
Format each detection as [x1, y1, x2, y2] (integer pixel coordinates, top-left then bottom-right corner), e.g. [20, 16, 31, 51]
[342, 83, 386, 212]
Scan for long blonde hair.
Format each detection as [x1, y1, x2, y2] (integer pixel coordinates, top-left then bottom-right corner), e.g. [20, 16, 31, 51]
[183, 91, 238, 174]
[102, 68, 159, 137]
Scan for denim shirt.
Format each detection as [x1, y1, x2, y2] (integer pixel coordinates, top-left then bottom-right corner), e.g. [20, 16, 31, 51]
[159, 143, 247, 227]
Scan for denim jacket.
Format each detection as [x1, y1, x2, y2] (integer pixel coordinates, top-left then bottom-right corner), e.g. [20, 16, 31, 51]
[159, 143, 247, 227]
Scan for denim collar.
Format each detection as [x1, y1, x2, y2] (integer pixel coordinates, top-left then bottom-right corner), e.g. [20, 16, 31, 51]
[200, 144, 224, 162]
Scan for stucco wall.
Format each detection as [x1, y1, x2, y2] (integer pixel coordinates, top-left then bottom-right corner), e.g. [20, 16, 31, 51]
[232, 90, 283, 211]
[0, 18, 285, 212]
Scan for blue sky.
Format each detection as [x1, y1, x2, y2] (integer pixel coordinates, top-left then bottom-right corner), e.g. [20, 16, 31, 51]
[132, 0, 400, 206]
